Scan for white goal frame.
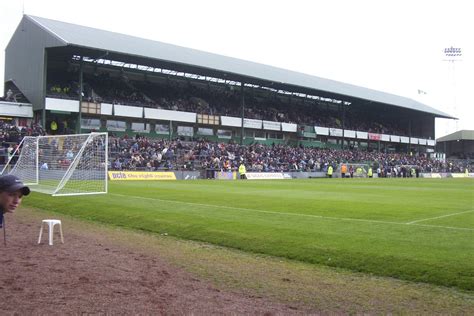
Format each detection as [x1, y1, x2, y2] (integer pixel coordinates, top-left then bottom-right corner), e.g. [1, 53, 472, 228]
[1, 132, 108, 196]
[339, 163, 370, 178]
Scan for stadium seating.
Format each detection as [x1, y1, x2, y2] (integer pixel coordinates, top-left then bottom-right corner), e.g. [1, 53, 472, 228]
[107, 135, 471, 174]
[46, 73, 414, 138]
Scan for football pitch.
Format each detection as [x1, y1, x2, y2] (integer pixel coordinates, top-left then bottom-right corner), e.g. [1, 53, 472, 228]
[24, 178, 473, 291]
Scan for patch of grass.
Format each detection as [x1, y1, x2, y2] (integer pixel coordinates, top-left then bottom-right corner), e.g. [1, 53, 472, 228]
[16, 207, 474, 314]
[23, 178, 474, 290]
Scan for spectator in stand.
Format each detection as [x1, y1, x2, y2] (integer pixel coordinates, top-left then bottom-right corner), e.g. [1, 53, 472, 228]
[6, 89, 14, 102]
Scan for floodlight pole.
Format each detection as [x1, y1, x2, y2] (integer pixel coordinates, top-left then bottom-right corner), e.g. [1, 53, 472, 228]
[442, 46, 462, 132]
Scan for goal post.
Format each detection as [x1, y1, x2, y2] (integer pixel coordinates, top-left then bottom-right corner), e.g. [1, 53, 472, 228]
[339, 163, 370, 178]
[1, 132, 108, 196]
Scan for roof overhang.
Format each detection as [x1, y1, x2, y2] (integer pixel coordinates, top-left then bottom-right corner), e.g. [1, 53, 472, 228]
[436, 130, 474, 142]
[24, 15, 455, 119]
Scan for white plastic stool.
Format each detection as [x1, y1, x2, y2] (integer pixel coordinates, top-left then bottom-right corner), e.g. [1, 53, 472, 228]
[38, 219, 64, 246]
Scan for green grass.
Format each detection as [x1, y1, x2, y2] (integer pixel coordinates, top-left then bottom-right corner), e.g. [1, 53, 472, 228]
[23, 178, 474, 291]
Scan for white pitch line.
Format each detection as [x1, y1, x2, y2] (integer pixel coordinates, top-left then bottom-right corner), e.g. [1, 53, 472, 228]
[408, 223, 474, 232]
[110, 193, 474, 232]
[406, 209, 474, 224]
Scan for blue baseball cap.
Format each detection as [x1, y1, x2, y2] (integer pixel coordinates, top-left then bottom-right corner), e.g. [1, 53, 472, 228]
[0, 175, 30, 196]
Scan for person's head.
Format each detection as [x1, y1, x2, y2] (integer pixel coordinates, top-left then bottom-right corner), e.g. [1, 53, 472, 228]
[0, 175, 30, 213]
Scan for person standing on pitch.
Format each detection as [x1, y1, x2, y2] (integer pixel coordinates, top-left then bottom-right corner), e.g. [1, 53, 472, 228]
[0, 175, 30, 244]
[327, 165, 333, 178]
[238, 162, 247, 180]
[341, 163, 347, 178]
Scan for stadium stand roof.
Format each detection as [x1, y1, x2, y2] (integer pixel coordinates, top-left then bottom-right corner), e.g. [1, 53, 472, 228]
[436, 130, 474, 142]
[20, 15, 453, 119]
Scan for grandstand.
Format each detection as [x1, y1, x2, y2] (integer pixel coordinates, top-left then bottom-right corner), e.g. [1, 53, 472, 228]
[436, 130, 474, 159]
[3, 15, 453, 155]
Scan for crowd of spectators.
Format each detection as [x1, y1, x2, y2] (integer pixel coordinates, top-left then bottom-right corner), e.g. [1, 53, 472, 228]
[108, 135, 471, 174]
[0, 115, 470, 175]
[47, 83, 77, 100]
[47, 73, 414, 137]
[0, 120, 46, 164]
[0, 120, 45, 143]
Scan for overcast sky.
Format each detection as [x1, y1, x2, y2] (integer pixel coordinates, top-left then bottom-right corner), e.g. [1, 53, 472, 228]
[1, 0, 472, 138]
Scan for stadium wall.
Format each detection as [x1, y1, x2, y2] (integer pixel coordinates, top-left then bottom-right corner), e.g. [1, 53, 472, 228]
[5, 16, 65, 111]
[105, 171, 472, 180]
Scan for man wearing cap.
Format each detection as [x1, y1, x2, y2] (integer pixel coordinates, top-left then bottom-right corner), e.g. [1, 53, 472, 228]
[0, 175, 30, 229]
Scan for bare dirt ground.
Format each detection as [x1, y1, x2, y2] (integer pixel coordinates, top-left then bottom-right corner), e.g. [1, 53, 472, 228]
[1, 209, 473, 315]
[0, 212, 308, 315]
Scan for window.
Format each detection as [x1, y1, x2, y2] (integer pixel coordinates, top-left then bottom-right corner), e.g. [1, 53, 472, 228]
[254, 130, 265, 139]
[197, 128, 214, 136]
[155, 124, 169, 134]
[131, 122, 149, 133]
[106, 120, 126, 131]
[217, 129, 232, 139]
[177, 126, 193, 136]
[268, 132, 283, 140]
[197, 114, 219, 125]
[81, 102, 101, 114]
[81, 118, 101, 129]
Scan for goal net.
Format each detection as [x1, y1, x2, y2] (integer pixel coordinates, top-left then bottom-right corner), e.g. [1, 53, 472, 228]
[1, 133, 108, 196]
[340, 163, 370, 178]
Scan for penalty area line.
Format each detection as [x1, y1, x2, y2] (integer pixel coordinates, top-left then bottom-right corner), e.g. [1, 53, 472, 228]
[406, 209, 474, 224]
[110, 193, 474, 232]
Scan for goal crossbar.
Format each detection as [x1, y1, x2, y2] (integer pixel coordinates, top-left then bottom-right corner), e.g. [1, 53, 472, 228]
[1, 132, 108, 196]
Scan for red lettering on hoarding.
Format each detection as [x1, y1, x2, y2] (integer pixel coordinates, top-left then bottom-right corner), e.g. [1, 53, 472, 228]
[368, 133, 381, 141]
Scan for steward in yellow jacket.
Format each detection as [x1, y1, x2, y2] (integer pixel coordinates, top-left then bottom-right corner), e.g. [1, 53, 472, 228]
[239, 163, 246, 180]
[327, 165, 333, 178]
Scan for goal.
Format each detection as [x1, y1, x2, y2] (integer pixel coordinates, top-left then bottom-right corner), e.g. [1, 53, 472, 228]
[1, 133, 108, 196]
[339, 163, 370, 178]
